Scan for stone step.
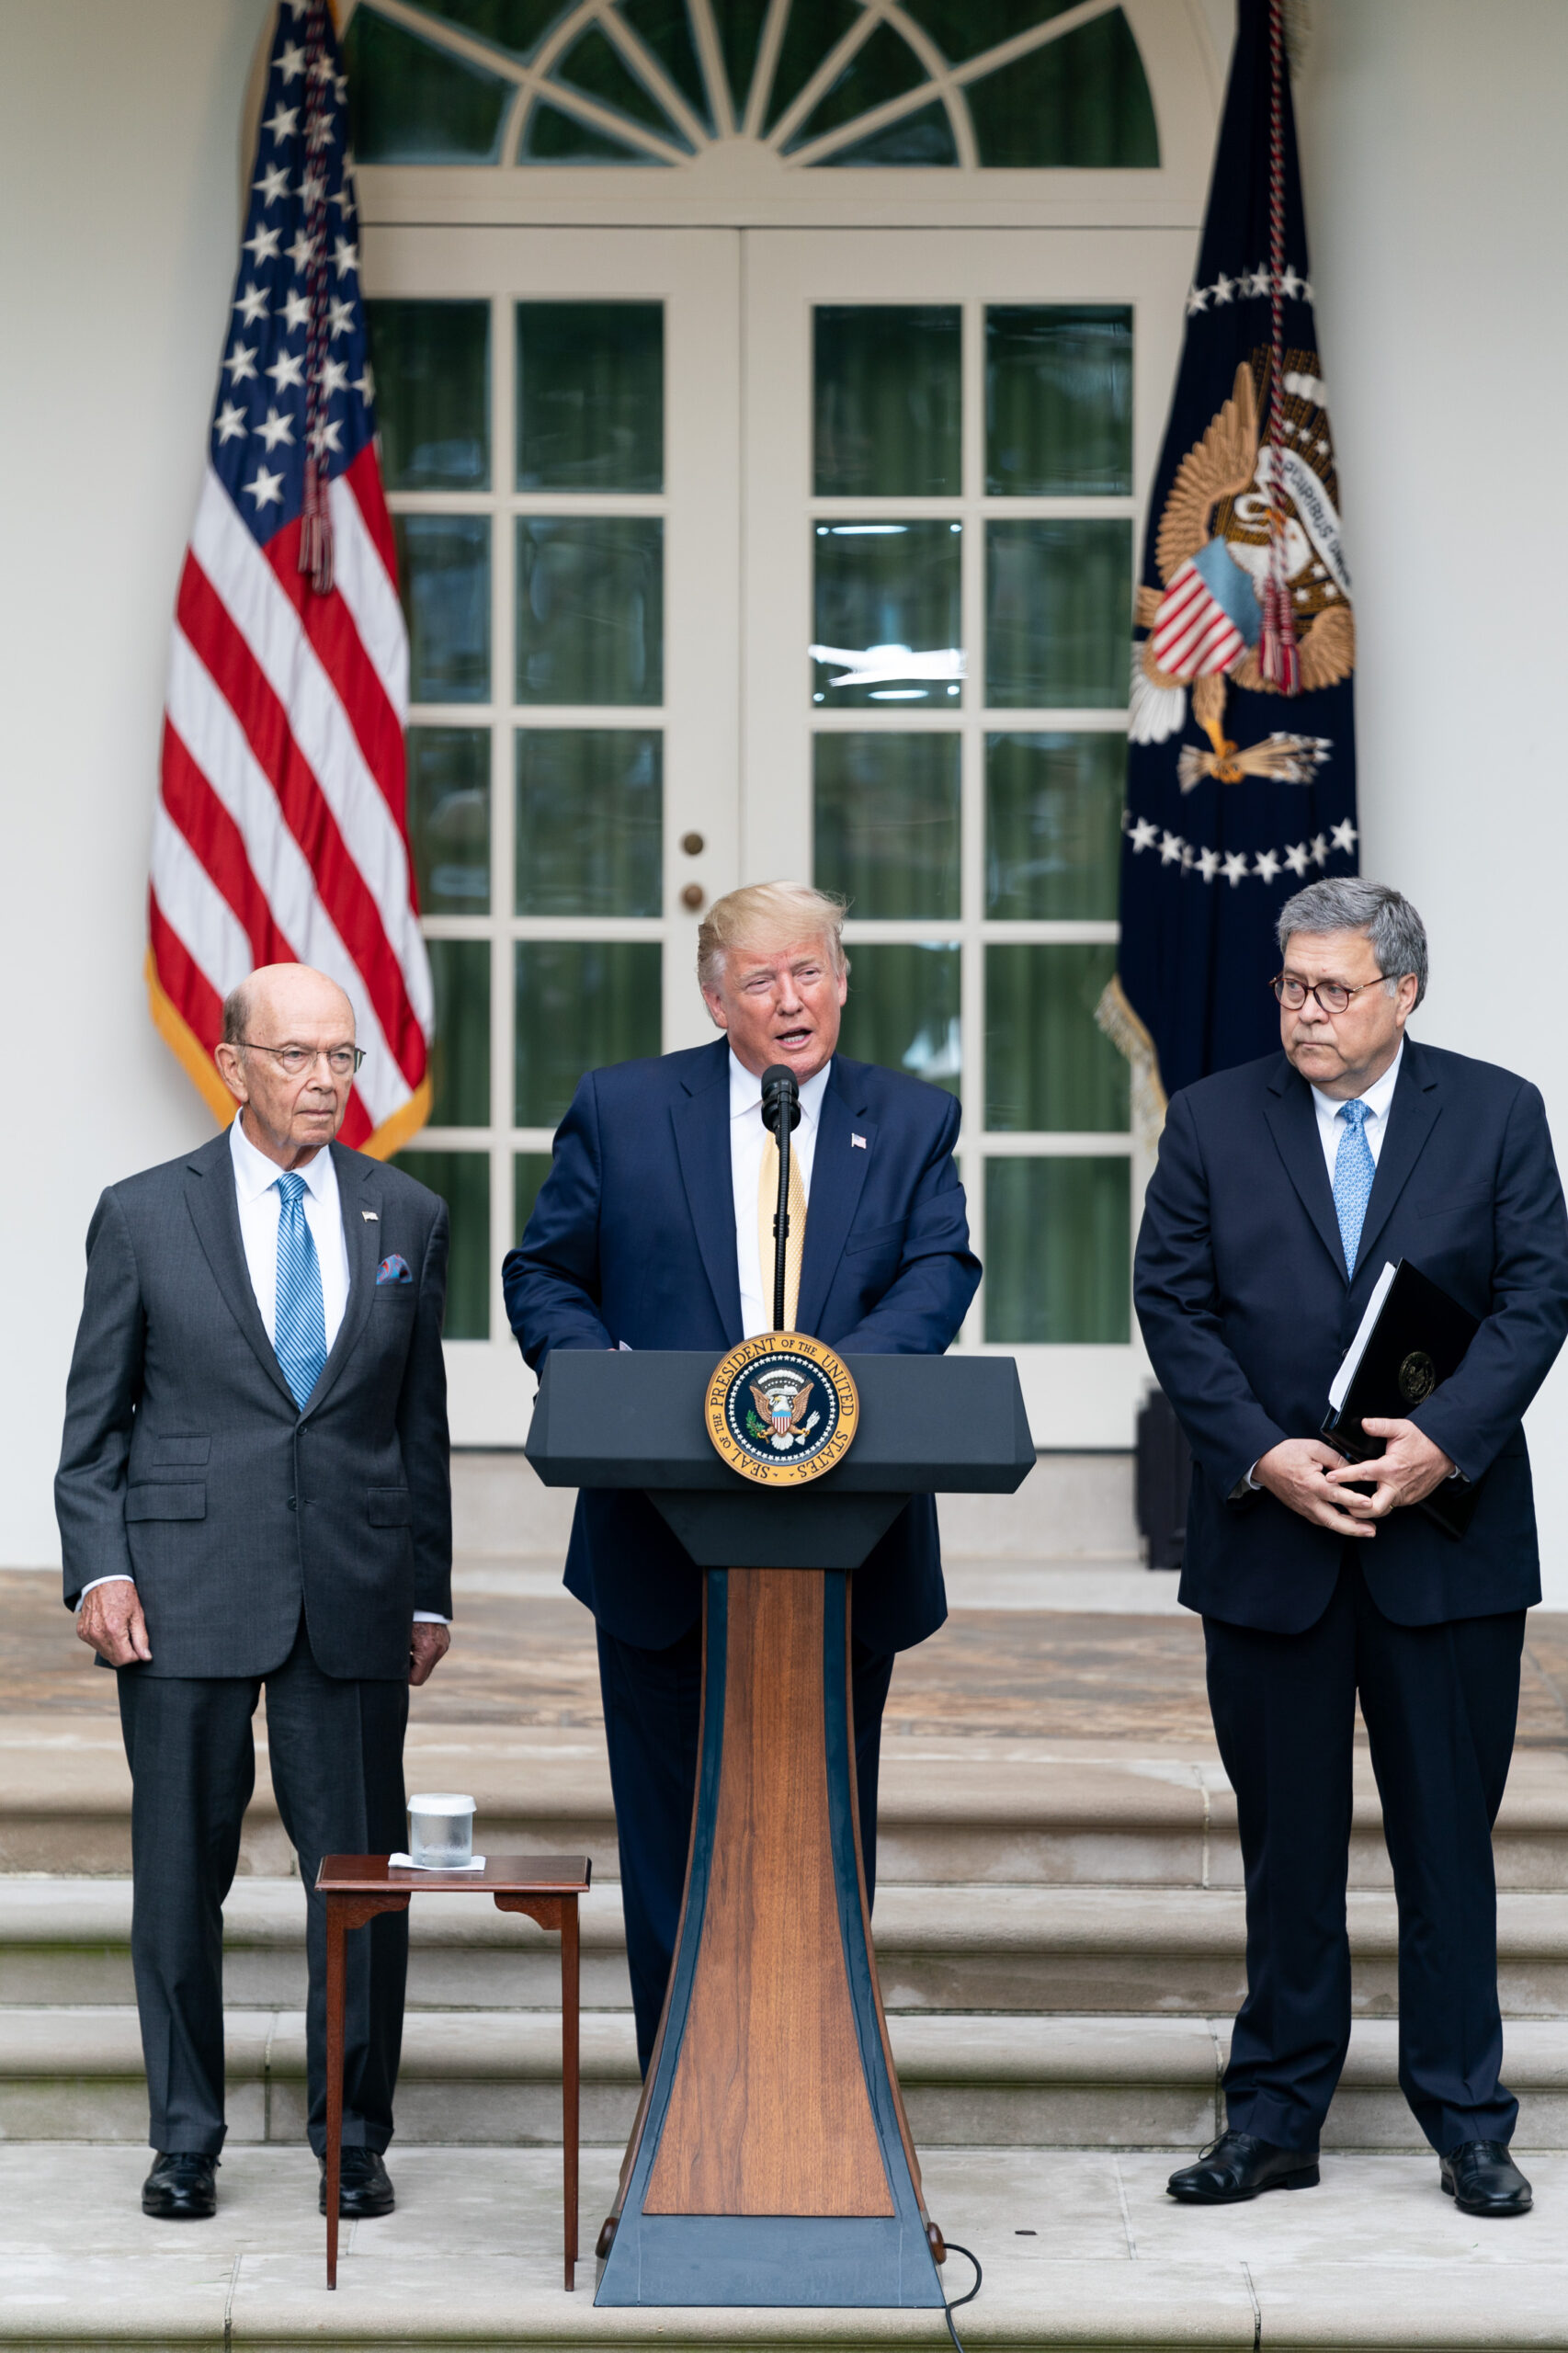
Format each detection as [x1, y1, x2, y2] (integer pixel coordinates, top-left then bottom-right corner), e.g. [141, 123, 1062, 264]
[8, 2141, 1568, 2348]
[8, 1715, 1568, 1891]
[7, 2006, 1568, 2152]
[9, 1878, 1568, 2018]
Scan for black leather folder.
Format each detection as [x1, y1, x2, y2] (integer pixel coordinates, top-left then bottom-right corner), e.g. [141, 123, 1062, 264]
[1321, 1258, 1482, 1537]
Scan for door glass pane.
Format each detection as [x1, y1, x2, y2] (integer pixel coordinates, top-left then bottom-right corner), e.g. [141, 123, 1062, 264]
[395, 516, 491, 704]
[523, 100, 655, 162]
[824, 102, 958, 167]
[786, 21, 926, 150]
[984, 1158, 1130, 1343]
[985, 306, 1132, 496]
[392, 1150, 490, 1340]
[552, 26, 693, 143]
[966, 11, 1159, 168]
[767, 0, 861, 130]
[426, 938, 491, 1126]
[986, 520, 1129, 709]
[513, 1148, 555, 1246]
[985, 944, 1127, 1131]
[813, 306, 960, 497]
[516, 302, 664, 492]
[899, 0, 1082, 66]
[408, 727, 491, 915]
[814, 733, 959, 918]
[515, 941, 662, 1127]
[812, 522, 962, 706]
[368, 301, 490, 492]
[344, 9, 511, 164]
[516, 518, 664, 704]
[620, 0, 713, 129]
[515, 729, 663, 915]
[985, 733, 1122, 919]
[840, 943, 960, 1095]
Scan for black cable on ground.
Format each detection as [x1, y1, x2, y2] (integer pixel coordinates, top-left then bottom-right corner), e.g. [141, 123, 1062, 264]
[939, 2239, 983, 2353]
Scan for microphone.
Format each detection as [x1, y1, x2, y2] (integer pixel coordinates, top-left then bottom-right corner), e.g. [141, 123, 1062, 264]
[760, 1064, 801, 1139]
[760, 1065, 801, 1329]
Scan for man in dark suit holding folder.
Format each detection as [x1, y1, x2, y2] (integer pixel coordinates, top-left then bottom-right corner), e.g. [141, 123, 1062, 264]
[1136, 879, 1568, 2215]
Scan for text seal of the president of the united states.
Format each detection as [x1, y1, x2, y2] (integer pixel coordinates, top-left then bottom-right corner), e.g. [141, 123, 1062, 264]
[705, 1332, 858, 1486]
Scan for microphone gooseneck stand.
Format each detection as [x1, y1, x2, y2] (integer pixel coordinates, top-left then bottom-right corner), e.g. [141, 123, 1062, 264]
[759, 1063, 801, 1331]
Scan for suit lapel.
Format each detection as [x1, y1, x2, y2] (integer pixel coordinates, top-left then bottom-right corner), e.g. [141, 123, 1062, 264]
[1353, 1040, 1442, 1273]
[795, 1061, 873, 1339]
[182, 1131, 299, 1409]
[671, 1041, 744, 1345]
[1262, 1058, 1347, 1283]
[305, 1145, 379, 1414]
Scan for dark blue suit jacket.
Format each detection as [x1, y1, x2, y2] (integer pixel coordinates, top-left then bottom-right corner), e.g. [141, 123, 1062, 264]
[1134, 1039, 1568, 1632]
[504, 1040, 981, 1652]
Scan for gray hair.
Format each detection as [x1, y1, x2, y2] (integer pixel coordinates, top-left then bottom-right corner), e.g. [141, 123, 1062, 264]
[1276, 878, 1428, 1008]
[221, 979, 253, 1047]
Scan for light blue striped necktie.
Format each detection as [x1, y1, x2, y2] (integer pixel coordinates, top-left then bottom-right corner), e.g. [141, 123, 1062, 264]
[273, 1170, 327, 1409]
[1332, 1097, 1376, 1279]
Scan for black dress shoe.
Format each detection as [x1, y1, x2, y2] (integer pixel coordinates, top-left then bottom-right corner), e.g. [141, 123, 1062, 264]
[1167, 2131, 1320, 2204]
[1440, 2141, 1532, 2216]
[142, 2152, 218, 2221]
[319, 2148, 395, 2218]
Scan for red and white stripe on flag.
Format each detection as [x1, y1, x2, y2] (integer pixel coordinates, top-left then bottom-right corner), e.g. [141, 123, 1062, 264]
[1152, 557, 1245, 681]
[146, 0, 432, 1158]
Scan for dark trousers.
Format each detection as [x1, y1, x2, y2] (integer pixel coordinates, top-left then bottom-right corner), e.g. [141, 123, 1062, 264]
[597, 1608, 896, 2075]
[118, 1615, 409, 2157]
[1205, 1557, 1523, 2155]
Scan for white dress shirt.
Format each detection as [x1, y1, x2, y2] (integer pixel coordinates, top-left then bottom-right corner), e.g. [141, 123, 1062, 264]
[85, 1119, 447, 1622]
[229, 1112, 350, 1349]
[730, 1051, 832, 1339]
[1310, 1039, 1403, 1180]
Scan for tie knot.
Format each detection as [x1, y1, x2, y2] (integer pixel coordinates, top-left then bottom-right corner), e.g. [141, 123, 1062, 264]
[1339, 1098, 1370, 1132]
[275, 1171, 307, 1206]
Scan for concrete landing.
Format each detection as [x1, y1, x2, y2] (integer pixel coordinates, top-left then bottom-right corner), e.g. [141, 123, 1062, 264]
[0, 2143, 1562, 2346]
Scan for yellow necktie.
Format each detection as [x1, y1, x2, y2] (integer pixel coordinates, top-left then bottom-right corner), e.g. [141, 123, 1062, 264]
[758, 1132, 808, 1332]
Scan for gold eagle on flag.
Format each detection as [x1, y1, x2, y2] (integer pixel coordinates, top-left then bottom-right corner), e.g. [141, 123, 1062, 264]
[1130, 352, 1355, 790]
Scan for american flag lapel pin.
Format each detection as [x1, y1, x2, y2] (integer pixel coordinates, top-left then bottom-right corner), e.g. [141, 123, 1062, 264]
[362, 1210, 379, 1221]
[851, 1133, 867, 1150]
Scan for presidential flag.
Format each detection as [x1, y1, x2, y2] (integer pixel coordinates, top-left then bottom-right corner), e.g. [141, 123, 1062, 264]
[1101, 0, 1357, 1122]
[146, 0, 432, 1155]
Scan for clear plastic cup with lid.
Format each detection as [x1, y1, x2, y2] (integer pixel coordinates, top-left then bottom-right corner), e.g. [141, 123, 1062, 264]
[407, 1792, 476, 1869]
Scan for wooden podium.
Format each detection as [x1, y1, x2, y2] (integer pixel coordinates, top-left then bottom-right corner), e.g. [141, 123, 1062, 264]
[526, 1350, 1033, 2309]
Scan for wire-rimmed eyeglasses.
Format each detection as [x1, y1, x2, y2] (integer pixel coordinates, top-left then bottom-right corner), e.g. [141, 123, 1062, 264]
[238, 1040, 366, 1077]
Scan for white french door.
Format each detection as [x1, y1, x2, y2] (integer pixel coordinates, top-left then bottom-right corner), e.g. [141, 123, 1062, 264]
[364, 221, 1190, 1446]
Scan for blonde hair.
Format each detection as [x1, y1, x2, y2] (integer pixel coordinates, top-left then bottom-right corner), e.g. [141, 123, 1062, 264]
[697, 881, 848, 992]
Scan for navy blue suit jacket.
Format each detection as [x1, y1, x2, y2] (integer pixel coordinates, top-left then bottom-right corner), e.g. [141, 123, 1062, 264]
[504, 1040, 981, 1652]
[1134, 1039, 1568, 1632]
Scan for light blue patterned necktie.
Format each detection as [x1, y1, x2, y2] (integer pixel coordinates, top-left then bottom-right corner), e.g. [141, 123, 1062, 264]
[273, 1170, 328, 1409]
[1332, 1097, 1376, 1279]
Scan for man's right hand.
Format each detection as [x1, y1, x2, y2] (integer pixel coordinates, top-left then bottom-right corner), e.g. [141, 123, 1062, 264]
[75, 1580, 153, 1665]
[1254, 1438, 1377, 1538]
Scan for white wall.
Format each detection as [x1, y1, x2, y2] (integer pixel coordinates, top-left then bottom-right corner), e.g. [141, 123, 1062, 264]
[6, 1, 1568, 1591]
[0, 2, 271, 1564]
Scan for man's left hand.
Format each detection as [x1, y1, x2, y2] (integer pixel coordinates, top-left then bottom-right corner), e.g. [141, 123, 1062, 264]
[1323, 1418, 1455, 1518]
[409, 1623, 451, 1686]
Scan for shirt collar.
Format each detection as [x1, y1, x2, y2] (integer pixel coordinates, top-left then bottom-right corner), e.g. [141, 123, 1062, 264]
[229, 1112, 336, 1205]
[1312, 1038, 1405, 1127]
[728, 1050, 832, 1126]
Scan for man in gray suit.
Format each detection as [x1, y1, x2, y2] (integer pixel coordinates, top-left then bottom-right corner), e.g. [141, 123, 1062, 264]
[56, 964, 452, 2222]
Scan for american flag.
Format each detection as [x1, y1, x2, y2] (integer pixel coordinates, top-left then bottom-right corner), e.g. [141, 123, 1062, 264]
[147, 0, 433, 1155]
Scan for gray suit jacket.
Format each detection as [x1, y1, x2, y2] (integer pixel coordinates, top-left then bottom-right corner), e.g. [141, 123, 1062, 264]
[55, 1131, 451, 1679]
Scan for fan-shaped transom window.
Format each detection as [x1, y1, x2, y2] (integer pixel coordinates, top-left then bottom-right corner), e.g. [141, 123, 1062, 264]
[342, 0, 1159, 169]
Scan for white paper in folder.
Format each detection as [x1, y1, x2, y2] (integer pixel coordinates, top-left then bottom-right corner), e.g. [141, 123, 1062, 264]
[1327, 1261, 1399, 1415]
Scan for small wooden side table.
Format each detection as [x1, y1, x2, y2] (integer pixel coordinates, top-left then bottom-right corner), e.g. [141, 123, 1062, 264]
[316, 1853, 592, 2291]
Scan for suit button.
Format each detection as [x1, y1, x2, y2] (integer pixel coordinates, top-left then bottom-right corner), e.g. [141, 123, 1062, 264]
[286, 1496, 296, 1511]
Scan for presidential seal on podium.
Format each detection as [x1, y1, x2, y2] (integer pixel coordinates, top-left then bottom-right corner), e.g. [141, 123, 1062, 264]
[704, 1332, 858, 1485]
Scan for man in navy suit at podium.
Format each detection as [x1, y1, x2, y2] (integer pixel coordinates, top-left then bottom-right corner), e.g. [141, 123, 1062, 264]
[505, 881, 981, 2069]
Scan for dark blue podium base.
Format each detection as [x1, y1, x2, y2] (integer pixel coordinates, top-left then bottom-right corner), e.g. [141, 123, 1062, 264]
[596, 1570, 943, 2311]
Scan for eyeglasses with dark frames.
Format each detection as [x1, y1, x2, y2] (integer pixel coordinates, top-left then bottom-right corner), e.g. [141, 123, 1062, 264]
[1270, 973, 1389, 1017]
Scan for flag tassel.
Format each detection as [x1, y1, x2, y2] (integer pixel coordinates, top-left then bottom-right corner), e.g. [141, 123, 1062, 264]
[1258, 0, 1301, 697]
[298, 0, 335, 598]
